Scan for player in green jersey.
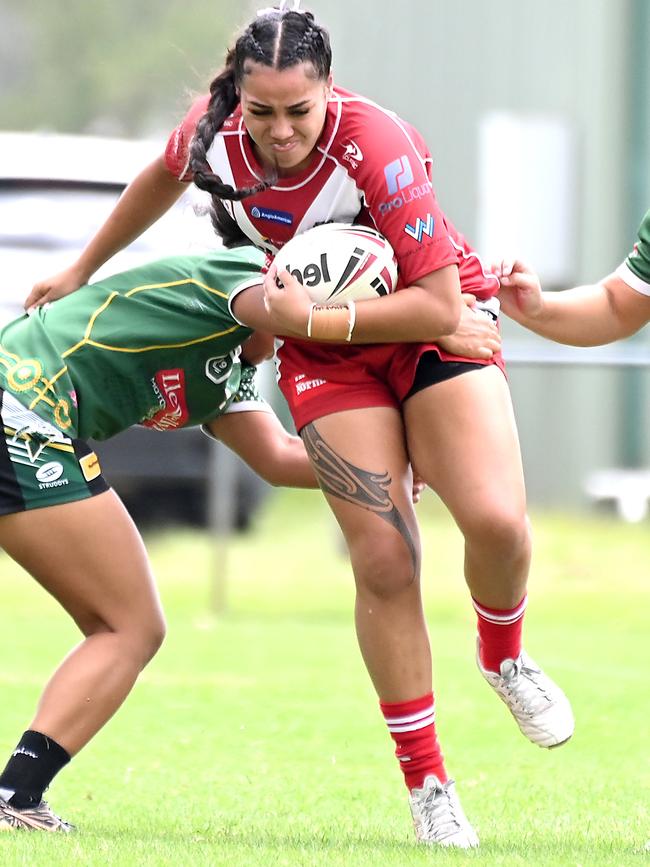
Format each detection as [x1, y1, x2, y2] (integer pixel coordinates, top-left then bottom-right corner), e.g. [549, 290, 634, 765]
[0, 244, 320, 832]
[494, 210, 650, 344]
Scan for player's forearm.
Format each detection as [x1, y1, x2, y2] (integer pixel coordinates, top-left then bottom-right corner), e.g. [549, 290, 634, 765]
[73, 156, 187, 282]
[513, 281, 647, 346]
[349, 284, 461, 343]
[207, 411, 318, 488]
[235, 264, 461, 344]
[258, 436, 318, 488]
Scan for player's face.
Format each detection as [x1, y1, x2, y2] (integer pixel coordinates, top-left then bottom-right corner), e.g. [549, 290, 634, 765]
[240, 62, 331, 176]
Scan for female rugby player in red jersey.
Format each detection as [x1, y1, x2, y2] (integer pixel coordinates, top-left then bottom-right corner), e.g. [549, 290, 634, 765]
[28, 3, 573, 848]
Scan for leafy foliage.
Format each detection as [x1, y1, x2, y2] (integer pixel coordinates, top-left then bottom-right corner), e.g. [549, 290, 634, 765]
[0, 0, 247, 135]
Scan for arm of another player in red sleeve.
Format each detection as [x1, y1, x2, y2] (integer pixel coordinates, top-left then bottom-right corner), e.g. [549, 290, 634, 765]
[164, 94, 211, 180]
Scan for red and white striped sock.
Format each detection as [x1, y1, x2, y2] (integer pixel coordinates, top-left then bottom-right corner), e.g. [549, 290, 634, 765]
[379, 692, 447, 791]
[473, 594, 528, 673]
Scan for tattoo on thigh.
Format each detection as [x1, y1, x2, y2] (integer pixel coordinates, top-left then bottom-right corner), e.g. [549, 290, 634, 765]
[301, 423, 418, 572]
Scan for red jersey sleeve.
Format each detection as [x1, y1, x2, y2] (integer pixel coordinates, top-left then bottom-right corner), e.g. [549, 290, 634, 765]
[164, 95, 210, 182]
[340, 101, 459, 287]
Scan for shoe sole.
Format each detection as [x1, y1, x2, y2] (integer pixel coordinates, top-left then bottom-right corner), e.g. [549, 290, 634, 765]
[546, 733, 573, 750]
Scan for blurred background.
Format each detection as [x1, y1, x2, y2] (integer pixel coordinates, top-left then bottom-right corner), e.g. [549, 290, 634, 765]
[0, 0, 649, 522]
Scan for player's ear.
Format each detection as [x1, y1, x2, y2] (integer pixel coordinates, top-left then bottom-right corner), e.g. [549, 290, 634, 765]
[325, 73, 333, 97]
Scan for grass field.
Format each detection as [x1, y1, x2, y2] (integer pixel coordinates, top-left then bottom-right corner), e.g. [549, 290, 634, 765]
[0, 488, 648, 866]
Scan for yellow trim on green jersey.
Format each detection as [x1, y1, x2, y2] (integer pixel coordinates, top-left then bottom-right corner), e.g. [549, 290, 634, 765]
[0, 248, 267, 440]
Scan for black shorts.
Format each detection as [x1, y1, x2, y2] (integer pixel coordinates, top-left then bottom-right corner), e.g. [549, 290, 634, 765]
[404, 351, 486, 400]
[0, 389, 109, 515]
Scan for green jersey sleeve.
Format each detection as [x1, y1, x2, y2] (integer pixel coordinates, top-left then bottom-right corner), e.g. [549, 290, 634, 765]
[616, 209, 650, 295]
[199, 363, 271, 442]
[225, 362, 269, 413]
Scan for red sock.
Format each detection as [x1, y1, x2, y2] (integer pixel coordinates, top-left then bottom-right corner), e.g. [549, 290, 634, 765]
[379, 692, 447, 790]
[474, 594, 527, 672]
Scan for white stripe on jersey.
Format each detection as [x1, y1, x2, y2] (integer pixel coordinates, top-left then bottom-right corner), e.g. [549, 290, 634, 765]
[206, 134, 237, 186]
[616, 262, 650, 296]
[332, 93, 430, 173]
[472, 594, 528, 624]
[229, 107, 343, 192]
[449, 236, 500, 287]
[296, 167, 362, 235]
[206, 136, 275, 253]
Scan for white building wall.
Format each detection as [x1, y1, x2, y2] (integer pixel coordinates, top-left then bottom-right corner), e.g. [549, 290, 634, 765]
[306, 0, 647, 507]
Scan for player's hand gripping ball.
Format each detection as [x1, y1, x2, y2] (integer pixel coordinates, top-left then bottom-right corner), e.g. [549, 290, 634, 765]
[272, 223, 398, 303]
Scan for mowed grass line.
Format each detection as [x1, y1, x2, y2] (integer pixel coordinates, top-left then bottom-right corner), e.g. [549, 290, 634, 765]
[0, 489, 648, 865]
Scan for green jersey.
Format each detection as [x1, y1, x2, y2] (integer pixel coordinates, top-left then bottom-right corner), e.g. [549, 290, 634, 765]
[0, 246, 266, 440]
[617, 209, 650, 296]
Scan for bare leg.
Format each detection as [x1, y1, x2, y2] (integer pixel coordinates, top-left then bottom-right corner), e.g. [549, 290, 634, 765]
[404, 367, 574, 751]
[0, 490, 165, 756]
[404, 366, 530, 608]
[302, 407, 428, 702]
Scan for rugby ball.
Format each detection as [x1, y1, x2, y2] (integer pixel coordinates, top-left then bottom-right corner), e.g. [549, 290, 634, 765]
[272, 223, 397, 304]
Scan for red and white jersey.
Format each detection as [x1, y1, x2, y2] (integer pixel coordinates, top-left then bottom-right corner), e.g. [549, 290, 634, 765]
[165, 86, 501, 387]
[165, 86, 498, 300]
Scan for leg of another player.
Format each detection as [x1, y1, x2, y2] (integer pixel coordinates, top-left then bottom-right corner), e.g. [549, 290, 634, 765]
[301, 406, 477, 848]
[0, 489, 166, 819]
[403, 365, 574, 748]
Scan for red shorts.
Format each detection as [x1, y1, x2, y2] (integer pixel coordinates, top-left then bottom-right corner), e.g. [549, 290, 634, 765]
[276, 339, 504, 431]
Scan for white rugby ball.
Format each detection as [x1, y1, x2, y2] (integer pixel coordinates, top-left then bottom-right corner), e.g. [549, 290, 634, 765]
[272, 223, 397, 304]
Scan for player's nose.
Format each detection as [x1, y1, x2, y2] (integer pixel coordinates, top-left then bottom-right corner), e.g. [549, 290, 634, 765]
[269, 116, 294, 140]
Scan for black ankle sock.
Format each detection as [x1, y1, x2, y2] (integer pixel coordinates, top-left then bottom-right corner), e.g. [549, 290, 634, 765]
[0, 730, 71, 808]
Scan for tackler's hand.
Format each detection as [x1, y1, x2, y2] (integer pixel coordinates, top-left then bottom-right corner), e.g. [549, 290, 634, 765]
[24, 264, 89, 313]
[492, 259, 544, 321]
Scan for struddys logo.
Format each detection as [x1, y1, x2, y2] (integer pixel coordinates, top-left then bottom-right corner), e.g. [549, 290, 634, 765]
[141, 369, 189, 431]
[35, 461, 69, 490]
[379, 154, 433, 215]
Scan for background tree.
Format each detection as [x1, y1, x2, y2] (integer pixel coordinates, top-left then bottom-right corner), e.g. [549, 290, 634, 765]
[0, 0, 244, 136]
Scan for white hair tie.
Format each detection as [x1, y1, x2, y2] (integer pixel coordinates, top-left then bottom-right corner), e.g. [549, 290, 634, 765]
[257, 0, 301, 13]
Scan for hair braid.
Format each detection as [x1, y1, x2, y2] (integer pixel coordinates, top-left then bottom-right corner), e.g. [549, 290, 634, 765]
[188, 7, 331, 244]
[189, 53, 272, 202]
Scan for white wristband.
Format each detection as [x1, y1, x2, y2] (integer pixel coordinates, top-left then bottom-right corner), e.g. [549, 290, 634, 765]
[345, 299, 356, 342]
[306, 303, 316, 338]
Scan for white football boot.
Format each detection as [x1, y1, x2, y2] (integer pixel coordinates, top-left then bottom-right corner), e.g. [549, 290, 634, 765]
[0, 796, 73, 832]
[408, 776, 479, 848]
[477, 645, 574, 748]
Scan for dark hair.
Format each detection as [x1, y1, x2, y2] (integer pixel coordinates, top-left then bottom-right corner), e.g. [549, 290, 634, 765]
[189, 7, 332, 245]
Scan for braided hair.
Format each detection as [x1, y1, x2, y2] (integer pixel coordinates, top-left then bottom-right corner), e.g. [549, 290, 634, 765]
[189, 7, 332, 246]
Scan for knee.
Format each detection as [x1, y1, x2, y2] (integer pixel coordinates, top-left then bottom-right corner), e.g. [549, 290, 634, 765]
[462, 508, 531, 559]
[83, 610, 167, 669]
[350, 535, 420, 600]
[136, 612, 167, 667]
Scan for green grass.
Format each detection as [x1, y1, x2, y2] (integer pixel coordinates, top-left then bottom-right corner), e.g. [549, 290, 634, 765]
[0, 489, 648, 865]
